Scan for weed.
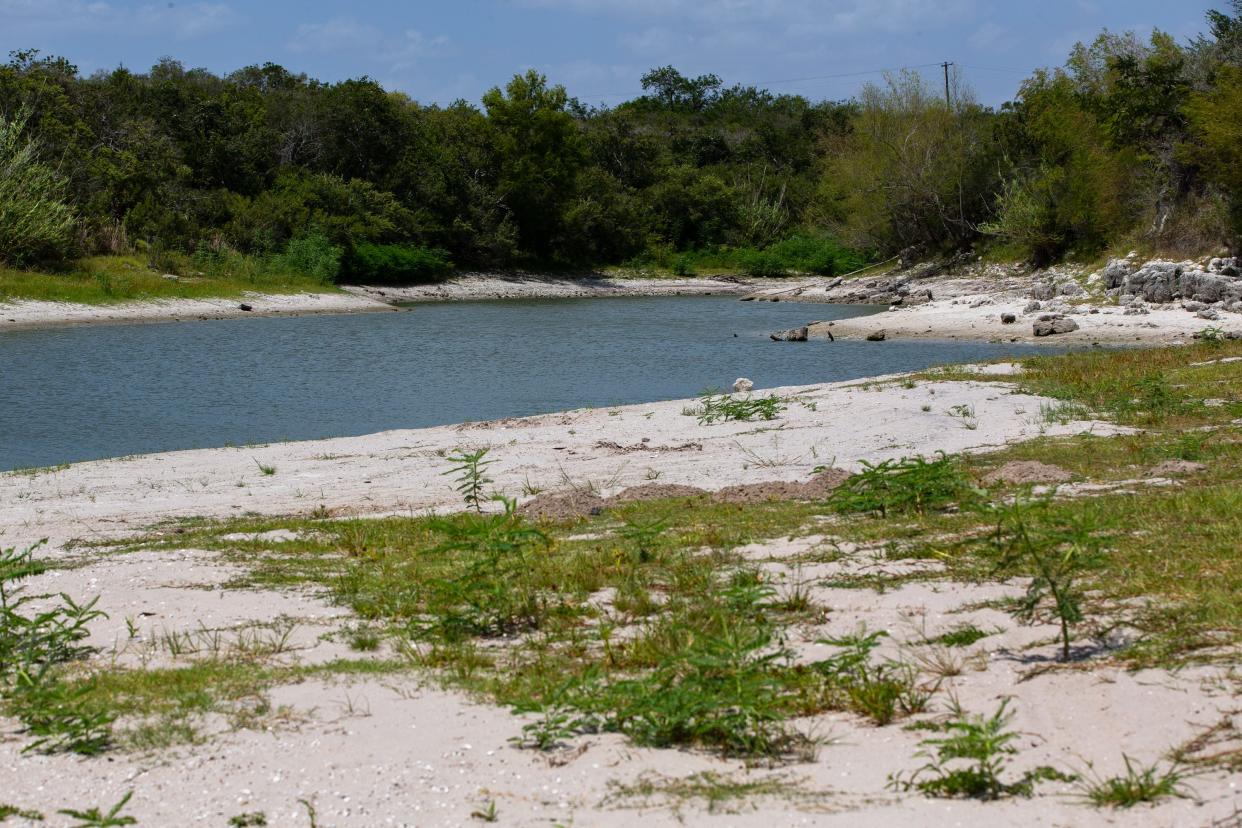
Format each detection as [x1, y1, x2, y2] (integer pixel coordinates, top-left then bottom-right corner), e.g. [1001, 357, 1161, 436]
[617, 514, 668, 564]
[890, 700, 1069, 799]
[253, 459, 276, 476]
[934, 624, 994, 648]
[58, 792, 137, 827]
[829, 453, 977, 518]
[444, 448, 493, 512]
[229, 813, 268, 827]
[471, 800, 499, 822]
[1077, 756, 1191, 808]
[812, 628, 935, 725]
[0, 804, 43, 821]
[346, 626, 382, 652]
[949, 404, 978, 430]
[693, 393, 786, 424]
[975, 496, 1108, 661]
[604, 771, 827, 816]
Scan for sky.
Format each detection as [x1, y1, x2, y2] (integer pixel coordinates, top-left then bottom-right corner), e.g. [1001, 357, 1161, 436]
[0, 1, 1224, 107]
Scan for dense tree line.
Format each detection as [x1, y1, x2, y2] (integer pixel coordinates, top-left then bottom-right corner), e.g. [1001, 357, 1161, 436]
[1, 2, 1240, 282]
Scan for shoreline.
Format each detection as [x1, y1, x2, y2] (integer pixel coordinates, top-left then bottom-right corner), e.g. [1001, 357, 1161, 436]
[0, 274, 759, 332]
[0, 368, 1112, 552]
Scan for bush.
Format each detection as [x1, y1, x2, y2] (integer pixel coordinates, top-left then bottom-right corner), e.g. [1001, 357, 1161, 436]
[0, 109, 76, 265]
[274, 232, 342, 283]
[342, 243, 453, 285]
[737, 248, 787, 277]
[767, 234, 864, 275]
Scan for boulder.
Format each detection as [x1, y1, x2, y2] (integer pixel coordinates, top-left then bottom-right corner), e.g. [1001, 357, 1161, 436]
[1000, 312, 1017, 325]
[866, 329, 887, 341]
[1033, 316, 1080, 337]
[733, 377, 754, 393]
[770, 327, 808, 342]
[238, 303, 254, 312]
[1023, 300, 1042, 313]
[1100, 258, 1135, 290]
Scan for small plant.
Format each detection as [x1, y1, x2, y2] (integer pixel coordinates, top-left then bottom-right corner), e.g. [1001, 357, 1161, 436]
[1077, 755, 1191, 808]
[693, 393, 786, 424]
[253, 459, 276, 476]
[976, 496, 1108, 661]
[0, 803, 44, 821]
[58, 791, 137, 827]
[812, 628, 935, 725]
[471, 800, 499, 822]
[617, 514, 668, 564]
[229, 813, 269, 827]
[444, 448, 493, 512]
[890, 700, 1068, 799]
[829, 453, 977, 518]
[346, 625, 382, 652]
[948, 404, 978, 430]
[1196, 326, 1226, 344]
[934, 624, 993, 648]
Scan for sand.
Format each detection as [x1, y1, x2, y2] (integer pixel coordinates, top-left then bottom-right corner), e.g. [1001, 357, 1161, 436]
[7, 373, 1239, 826]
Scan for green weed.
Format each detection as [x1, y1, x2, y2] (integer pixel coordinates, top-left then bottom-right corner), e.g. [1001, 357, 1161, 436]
[1077, 756, 1191, 808]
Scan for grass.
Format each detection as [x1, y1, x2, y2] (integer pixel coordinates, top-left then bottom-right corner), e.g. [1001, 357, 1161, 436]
[1076, 756, 1191, 808]
[604, 771, 829, 816]
[0, 254, 338, 304]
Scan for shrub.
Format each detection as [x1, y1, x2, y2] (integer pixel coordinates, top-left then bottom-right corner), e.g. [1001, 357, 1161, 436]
[275, 231, 343, 283]
[767, 234, 864, 276]
[829, 453, 977, 517]
[342, 242, 453, 284]
[736, 248, 787, 277]
[0, 109, 76, 265]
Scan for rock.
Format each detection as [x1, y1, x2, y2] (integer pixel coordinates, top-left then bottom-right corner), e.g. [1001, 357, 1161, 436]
[1146, 460, 1207, 478]
[1000, 313, 1017, 325]
[770, 326, 808, 342]
[1033, 316, 1080, 336]
[1183, 301, 1207, 312]
[1024, 300, 1042, 313]
[238, 303, 254, 312]
[1031, 281, 1056, 301]
[1197, 309, 1221, 321]
[866, 329, 887, 341]
[733, 377, 754, 393]
[160, 273, 179, 281]
[983, 461, 1073, 486]
[1100, 258, 1135, 290]
[1057, 281, 1087, 297]
[1124, 305, 1150, 316]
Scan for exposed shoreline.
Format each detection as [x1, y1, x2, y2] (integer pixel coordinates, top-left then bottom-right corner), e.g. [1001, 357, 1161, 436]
[0, 274, 757, 332]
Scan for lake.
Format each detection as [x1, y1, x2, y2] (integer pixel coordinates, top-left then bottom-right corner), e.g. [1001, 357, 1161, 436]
[0, 296, 1066, 471]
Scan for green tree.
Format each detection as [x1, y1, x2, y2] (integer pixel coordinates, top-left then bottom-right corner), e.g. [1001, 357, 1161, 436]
[0, 108, 76, 264]
[482, 71, 584, 259]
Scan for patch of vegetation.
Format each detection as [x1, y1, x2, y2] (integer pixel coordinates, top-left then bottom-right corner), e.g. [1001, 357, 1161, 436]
[1, 540, 114, 755]
[58, 792, 137, 827]
[829, 453, 978, 518]
[1076, 756, 1191, 808]
[934, 624, 994, 648]
[692, 392, 786, 424]
[890, 700, 1071, 799]
[604, 771, 829, 816]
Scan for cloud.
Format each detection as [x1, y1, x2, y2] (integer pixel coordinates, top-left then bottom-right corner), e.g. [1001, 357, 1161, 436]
[136, 3, 237, 37]
[288, 18, 450, 77]
[1, 0, 236, 38]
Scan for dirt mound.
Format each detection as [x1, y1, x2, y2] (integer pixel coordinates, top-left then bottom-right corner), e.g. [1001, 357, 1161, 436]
[610, 483, 709, 503]
[1147, 459, 1207, 478]
[518, 491, 606, 521]
[714, 480, 813, 503]
[801, 468, 853, 498]
[982, 460, 1072, 485]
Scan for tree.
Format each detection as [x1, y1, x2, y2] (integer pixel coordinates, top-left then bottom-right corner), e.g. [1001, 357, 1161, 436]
[482, 70, 583, 259]
[0, 108, 76, 264]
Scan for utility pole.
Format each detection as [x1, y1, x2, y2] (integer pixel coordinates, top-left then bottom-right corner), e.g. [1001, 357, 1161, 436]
[941, 61, 954, 109]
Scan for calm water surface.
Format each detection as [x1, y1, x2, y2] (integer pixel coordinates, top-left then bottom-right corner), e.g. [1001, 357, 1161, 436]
[0, 296, 1065, 470]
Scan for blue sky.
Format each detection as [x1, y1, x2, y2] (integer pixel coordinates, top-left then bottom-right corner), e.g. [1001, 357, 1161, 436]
[0, 1, 1222, 107]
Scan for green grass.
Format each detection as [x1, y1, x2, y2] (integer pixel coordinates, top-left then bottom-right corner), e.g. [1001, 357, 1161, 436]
[0, 254, 338, 305]
[1076, 757, 1191, 808]
[604, 771, 829, 816]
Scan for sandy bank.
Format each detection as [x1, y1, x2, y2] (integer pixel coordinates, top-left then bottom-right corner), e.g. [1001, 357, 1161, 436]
[0, 274, 759, 332]
[344, 272, 755, 302]
[1, 370, 1113, 552]
[0, 290, 394, 332]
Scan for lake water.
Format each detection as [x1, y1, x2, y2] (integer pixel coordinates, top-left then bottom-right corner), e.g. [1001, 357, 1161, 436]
[0, 296, 1066, 471]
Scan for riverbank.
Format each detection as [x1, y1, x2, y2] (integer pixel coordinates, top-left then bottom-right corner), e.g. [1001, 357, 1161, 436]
[3, 344, 1240, 826]
[0, 273, 758, 331]
[746, 254, 1242, 346]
